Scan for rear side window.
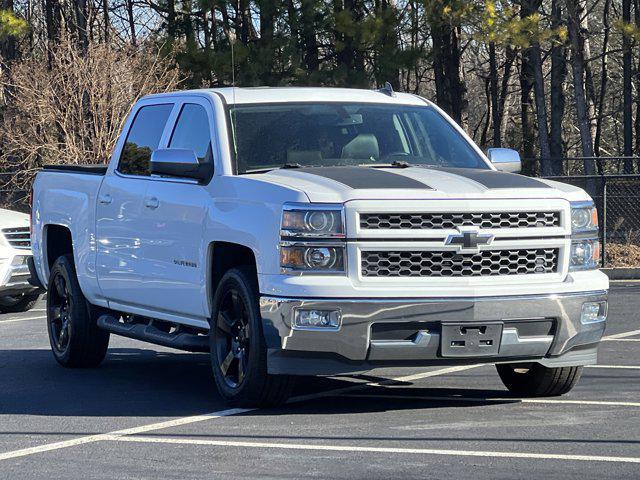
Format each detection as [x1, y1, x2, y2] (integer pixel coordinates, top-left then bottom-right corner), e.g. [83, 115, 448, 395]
[118, 103, 174, 176]
[169, 103, 213, 164]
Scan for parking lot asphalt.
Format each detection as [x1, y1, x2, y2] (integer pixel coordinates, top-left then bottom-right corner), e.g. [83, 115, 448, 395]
[1, 283, 639, 479]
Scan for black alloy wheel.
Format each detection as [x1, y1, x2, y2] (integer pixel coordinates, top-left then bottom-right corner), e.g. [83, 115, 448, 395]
[46, 254, 110, 368]
[209, 267, 294, 407]
[215, 289, 251, 388]
[48, 271, 72, 354]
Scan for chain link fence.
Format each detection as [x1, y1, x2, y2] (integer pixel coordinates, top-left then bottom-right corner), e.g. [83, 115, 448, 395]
[0, 171, 30, 213]
[522, 158, 640, 268]
[2, 158, 640, 267]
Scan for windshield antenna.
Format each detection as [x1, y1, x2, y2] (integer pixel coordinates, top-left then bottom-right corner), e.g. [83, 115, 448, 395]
[377, 81, 395, 97]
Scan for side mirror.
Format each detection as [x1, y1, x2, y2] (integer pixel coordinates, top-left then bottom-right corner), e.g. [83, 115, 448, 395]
[150, 149, 213, 183]
[487, 148, 521, 174]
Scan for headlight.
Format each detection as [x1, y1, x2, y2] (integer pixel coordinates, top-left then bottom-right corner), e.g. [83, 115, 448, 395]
[570, 202, 598, 233]
[280, 244, 346, 273]
[569, 201, 600, 271]
[569, 239, 600, 271]
[281, 205, 344, 238]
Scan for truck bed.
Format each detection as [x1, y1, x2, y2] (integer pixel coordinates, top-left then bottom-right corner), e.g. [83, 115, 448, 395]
[43, 165, 108, 175]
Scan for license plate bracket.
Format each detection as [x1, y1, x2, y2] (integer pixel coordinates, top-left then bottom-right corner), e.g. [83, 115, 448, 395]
[440, 322, 503, 357]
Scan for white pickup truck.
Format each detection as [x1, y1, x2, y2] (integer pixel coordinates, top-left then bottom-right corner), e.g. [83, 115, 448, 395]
[31, 87, 609, 406]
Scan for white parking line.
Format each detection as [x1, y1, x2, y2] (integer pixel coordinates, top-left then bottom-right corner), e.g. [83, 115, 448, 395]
[602, 338, 640, 342]
[586, 365, 640, 370]
[0, 365, 478, 462]
[340, 394, 640, 408]
[604, 329, 640, 340]
[106, 435, 640, 464]
[0, 315, 46, 324]
[0, 408, 253, 462]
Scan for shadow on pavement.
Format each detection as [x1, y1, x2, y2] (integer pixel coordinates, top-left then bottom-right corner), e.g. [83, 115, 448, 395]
[0, 348, 511, 417]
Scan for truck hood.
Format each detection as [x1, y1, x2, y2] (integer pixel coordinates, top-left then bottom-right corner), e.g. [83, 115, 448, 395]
[0, 208, 30, 229]
[249, 166, 587, 203]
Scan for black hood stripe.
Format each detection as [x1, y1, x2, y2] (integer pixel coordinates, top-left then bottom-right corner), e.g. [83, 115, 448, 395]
[433, 167, 551, 189]
[294, 167, 432, 189]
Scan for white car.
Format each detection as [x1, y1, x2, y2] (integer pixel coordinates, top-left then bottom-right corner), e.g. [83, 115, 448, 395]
[0, 208, 41, 313]
[31, 87, 608, 406]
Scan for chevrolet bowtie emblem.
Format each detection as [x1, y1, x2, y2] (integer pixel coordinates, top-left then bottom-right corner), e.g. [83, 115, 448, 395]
[445, 230, 494, 251]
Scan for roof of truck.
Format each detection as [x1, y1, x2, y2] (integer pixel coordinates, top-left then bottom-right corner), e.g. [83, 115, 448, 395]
[143, 87, 431, 106]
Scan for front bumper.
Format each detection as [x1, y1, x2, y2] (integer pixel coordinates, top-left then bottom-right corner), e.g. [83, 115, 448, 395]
[260, 291, 608, 375]
[0, 254, 41, 297]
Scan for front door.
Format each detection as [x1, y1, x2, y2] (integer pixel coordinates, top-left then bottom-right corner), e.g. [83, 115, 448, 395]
[137, 100, 215, 320]
[96, 102, 174, 307]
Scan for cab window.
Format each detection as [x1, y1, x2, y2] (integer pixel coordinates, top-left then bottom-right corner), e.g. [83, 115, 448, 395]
[118, 103, 174, 176]
[169, 104, 213, 164]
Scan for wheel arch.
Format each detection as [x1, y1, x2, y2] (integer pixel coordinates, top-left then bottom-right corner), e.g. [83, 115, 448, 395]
[43, 224, 74, 278]
[207, 241, 259, 314]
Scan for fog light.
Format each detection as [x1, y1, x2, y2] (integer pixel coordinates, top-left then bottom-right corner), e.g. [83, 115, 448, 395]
[581, 301, 607, 324]
[293, 309, 341, 330]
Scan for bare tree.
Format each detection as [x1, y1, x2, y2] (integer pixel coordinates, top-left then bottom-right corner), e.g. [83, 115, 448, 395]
[565, 0, 596, 174]
[0, 37, 181, 190]
[549, 0, 567, 173]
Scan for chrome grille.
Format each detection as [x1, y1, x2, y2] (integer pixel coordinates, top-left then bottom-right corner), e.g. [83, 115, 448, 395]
[360, 212, 560, 230]
[361, 249, 559, 277]
[2, 226, 31, 249]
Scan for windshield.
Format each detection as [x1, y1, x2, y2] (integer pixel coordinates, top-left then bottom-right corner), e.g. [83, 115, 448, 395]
[229, 103, 488, 174]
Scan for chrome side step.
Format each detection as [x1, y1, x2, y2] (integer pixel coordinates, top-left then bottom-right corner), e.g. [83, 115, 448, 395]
[97, 314, 210, 353]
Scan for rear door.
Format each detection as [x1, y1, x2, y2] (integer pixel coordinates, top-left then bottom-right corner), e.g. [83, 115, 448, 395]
[136, 98, 215, 320]
[96, 101, 175, 307]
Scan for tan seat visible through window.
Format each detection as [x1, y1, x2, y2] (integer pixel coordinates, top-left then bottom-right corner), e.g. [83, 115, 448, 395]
[341, 134, 379, 160]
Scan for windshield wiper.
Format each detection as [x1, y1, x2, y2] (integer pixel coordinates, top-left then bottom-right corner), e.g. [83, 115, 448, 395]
[244, 163, 303, 174]
[358, 160, 412, 168]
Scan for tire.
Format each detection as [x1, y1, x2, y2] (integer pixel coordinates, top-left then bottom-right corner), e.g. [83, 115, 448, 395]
[46, 254, 110, 368]
[209, 266, 294, 407]
[0, 292, 41, 313]
[496, 363, 583, 397]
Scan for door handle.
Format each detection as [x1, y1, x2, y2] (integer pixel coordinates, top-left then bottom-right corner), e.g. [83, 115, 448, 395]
[98, 194, 113, 205]
[144, 197, 160, 210]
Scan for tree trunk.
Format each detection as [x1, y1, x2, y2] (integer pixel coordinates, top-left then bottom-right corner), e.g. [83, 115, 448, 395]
[44, 0, 62, 68]
[258, 0, 277, 84]
[520, 1, 536, 170]
[521, 0, 551, 174]
[549, 0, 567, 174]
[594, 0, 610, 157]
[531, 40, 552, 175]
[623, 0, 633, 172]
[374, 0, 401, 90]
[102, 0, 110, 43]
[333, 0, 368, 87]
[300, 0, 320, 75]
[429, 2, 465, 123]
[565, 0, 596, 175]
[73, 0, 88, 52]
[634, 0, 640, 164]
[166, 0, 177, 39]
[126, 0, 136, 46]
[489, 42, 500, 147]
[497, 46, 517, 144]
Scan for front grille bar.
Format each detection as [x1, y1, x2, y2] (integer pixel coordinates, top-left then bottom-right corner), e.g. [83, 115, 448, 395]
[361, 248, 559, 277]
[2, 227, 31, 249]
[360, 212, 561, 230]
